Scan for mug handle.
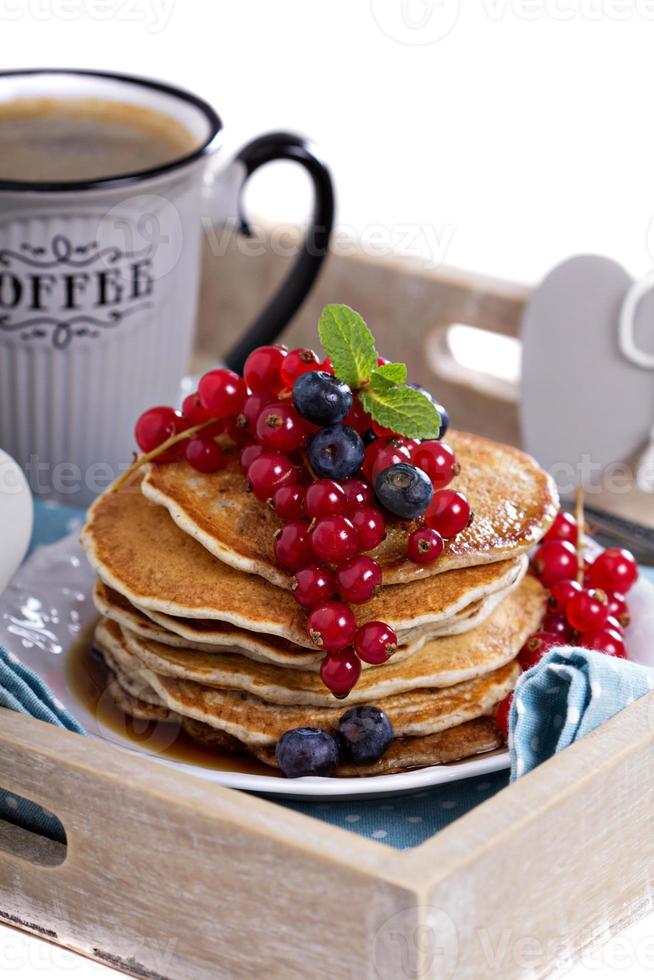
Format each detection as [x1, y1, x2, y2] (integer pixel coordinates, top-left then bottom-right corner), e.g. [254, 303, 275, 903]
[222, 131, 335, 373]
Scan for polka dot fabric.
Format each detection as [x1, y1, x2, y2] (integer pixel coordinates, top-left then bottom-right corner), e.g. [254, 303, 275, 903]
[284, 771, 509, 848]
[509, 647, 654, 782]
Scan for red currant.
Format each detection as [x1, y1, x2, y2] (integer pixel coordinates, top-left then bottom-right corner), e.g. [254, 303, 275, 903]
[181, 392, 212, 425]
[243, 345, 287, 393]
[198, 368, 247, 418]
[247, 452, 296, 501]
[411, 441, 460, 490]
[320, 649, 361, 698]
[548, 578, 582, 614]
[307, 601, 357, 650]
[587, 548, 638, 595]
[425, 490, 471, 538]
[362, 438, 405, 481]
[341, 478, 374, 512]
[371, 420, 396, 438]
[240, 443, 264, 470]
[543, 511, 578, 545]
[238, 391, 275, 434]
[272, 484, 306, 521]
[369, 439, 412, 484]
[350, 507, 386, 551]
[185, 437, 226, 474]
[280, 347, 320, 387]
[606, 615, 625, 635]
[310, 516, 359, 563]
[291, 564, 334, 609]
[320, 356, 334, 375]
[334, 556, 382, 604]
[135, 406, 187, 461]
[407, 527, 444, 564]
[495, 693, 513, 736]
[305, 479, 347, 519]
[532, 540, 579, 588]
[343, 398, 373, 433]
[607, 592, 630, 628]
[580, 627, 627, 659]
[274, 520, 313, 571]
[566, 588, 609, 633]
[517, 631, 559, 671]
[353, 621, 398, 665]
[542, 612, 572, 639]
[256, 402, 306, 453]
[220, 420, 252, 447]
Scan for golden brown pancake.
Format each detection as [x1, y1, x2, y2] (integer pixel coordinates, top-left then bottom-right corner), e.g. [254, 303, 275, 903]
[94, 576, 524, 670]
[104, 666, 503, 777]
[141, 431, 558, 588]
[81, 485, 527, 647]
[94, 617, 519, 747]
[109, 575, 544, 706]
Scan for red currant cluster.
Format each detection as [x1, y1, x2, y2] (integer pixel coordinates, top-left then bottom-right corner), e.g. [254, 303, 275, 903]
[494, 510, 638, 735]
[134, 341, 467, 699]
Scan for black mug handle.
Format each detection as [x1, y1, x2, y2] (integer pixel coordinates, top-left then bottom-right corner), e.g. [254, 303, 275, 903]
[223, 132, 335, 373]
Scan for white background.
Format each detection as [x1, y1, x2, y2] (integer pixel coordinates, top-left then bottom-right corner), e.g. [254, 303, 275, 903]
[2, 1, 654, 976]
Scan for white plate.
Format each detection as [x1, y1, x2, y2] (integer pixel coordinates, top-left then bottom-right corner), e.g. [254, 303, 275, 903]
[2, 532, 654, 801]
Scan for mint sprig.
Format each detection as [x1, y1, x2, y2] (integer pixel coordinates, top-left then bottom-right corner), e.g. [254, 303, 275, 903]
[373, 362, 407, 385]
[318, 304, 441, 440]
[360, 381, 441, 440]
[318, 304, 377, 388]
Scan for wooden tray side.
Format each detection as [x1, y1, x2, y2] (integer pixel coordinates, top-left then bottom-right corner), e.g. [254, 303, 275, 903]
[0, 710, 412, 979]
[406, 690, 654, 979]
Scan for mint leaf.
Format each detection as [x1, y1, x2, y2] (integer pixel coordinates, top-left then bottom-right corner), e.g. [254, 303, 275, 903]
[360, 383, 442, 440]
[318, 304, 378, 388]
[372, 362, 407, 386]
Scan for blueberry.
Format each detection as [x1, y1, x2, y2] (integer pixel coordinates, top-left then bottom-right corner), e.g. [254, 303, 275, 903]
[408, 384, 449, 439]
[308, 424, 365, 480]
[292, 371, 353, 426]
[276, 727, 339, 777]
[374, 463, 433, 519]
[362, 428, 377, 446]
[338, 706, 393, 764]
[434, 403, 449, 439]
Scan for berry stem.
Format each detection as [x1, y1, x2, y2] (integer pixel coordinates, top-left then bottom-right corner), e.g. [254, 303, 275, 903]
[111, 419, 217, 492]
[575, 484, 585, 584]
[301, 449, 319, 482]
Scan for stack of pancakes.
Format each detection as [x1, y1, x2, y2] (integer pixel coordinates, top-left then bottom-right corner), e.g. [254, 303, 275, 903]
[80, 431, 557, 777]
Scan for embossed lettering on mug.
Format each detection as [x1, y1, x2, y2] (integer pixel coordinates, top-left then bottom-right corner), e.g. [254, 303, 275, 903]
[0, 232, 156, 350]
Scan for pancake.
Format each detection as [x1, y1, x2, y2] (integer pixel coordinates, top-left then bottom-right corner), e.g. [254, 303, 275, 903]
[94, 618, 520, 747]
[141, 430, 558, 589]
[105, 666, 503, 777]
[81, 485, 527, 646]
[114, 575, 544, 706]
[94, 576, 523, 670]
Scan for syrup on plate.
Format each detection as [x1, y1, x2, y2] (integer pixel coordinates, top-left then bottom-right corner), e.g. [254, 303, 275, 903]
[65, 626, 276, 777]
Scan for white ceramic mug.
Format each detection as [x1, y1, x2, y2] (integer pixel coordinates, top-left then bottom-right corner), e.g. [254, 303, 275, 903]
[0, 449, 33, 596]
[0, 69, 334, 506]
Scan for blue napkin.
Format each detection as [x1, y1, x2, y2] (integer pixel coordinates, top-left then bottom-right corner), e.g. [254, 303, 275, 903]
[0, 646, 85, 843]
[509, 647, 654, 780]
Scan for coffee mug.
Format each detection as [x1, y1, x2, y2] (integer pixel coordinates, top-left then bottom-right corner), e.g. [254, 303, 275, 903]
[0, 69, 334, 505]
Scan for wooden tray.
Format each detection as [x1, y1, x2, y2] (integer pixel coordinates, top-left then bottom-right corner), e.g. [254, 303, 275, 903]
[2, 694, 654, 979]
[1, 232, 653, 978]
